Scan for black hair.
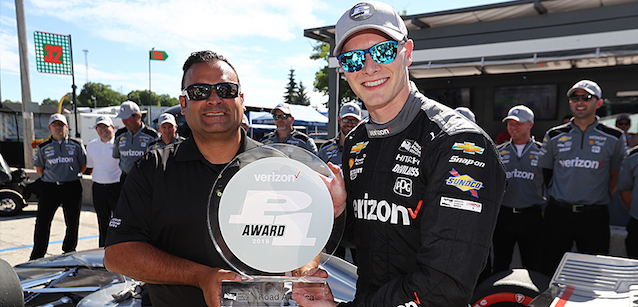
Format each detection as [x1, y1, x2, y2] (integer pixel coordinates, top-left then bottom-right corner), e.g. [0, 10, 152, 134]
[181, 50, 241, 89]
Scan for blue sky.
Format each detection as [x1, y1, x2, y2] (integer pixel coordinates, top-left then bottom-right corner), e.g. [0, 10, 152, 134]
[1, 0, 502, 111]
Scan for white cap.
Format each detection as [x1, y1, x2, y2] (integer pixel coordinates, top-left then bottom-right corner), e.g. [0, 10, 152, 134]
[334, 1, 408, 56]
[271, 102, 292, 115]
[502, 105, 534, 123]
[48, 113, 68, 126]
[567, 80, 602, 99]
[157, 113, 177, 126]
[116, 101, 141, 119]
[339, 102, 362, 121]
[95, 115, 113, 127]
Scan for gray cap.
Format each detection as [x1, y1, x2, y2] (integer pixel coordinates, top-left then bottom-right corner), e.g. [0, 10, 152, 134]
[271, 103, 292, 115]
[116, 101, 141, 119]
[455, 107, 476, 123]
[567, 80, 602, 99]
[502, 105, 534, 123]
[334, 1, 408, 56]
[339, 102, 362, 121]
[616, 114, 631, 124]
[48, 113, 68, 126]
[157, 113, 176, 126]
[95, 115, 113, 127]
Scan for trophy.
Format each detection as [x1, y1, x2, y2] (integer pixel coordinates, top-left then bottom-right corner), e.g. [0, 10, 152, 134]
[208, 144, 343, 306]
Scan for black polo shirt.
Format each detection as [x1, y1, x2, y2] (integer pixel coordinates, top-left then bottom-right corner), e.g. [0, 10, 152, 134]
[106, 132, 261, 306]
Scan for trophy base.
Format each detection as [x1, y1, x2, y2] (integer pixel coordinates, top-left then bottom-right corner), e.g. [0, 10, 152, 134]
[221, 276, 328, 307]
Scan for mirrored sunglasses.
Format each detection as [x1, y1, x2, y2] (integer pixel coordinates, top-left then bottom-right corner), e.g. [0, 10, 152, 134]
[569, 93, 595, 103]
[273, 114, 291, 120]
[181, 82, 240, 100]
[337, 40, 401, 73]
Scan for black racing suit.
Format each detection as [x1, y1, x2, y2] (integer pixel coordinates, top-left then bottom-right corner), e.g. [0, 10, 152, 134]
[339, 84, 506, 307]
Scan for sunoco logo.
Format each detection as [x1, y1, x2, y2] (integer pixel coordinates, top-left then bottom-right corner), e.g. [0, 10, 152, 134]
[558, 157, 601, 169]
[446, 168, 483, 198]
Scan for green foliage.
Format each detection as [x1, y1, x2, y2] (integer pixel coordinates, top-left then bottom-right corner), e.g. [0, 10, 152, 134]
[158, 94, 179, 106]
[77, 82, 125, 107]
[2, 99, 21, 104]
[310, 43, 359, 107]
[42, 98, 60, 105]
[284, 69, 311, 106]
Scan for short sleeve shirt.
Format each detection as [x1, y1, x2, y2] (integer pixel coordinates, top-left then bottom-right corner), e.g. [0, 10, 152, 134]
[538, 120, 625, 205]
[34, 136, 87, 182]
[106, 133, 261, 306]
[86, 136, 121, 184]
[112, 123, 158, 173]
[497, 138, 545, 208]
[618, 147, 638, 220]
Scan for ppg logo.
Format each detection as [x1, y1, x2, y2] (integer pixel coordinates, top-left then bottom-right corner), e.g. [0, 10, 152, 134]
[393, 177, 413, 197]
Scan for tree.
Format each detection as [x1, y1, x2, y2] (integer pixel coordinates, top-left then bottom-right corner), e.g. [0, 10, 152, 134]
[2, 99, 20, 104]
[77, 82, 125, 107]
[297, 81, 310, 106]
[127, 90, 159, 107]
[158, 94, 179, 107]
[310, 43, 359, 108]
[284, 68, 299, 105]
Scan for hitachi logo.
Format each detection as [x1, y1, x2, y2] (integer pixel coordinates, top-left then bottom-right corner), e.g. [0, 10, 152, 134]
[120, 149, 145, 157]
[396, 154, 420, 165]
[558, 157, 601, 169]
[353, 193, 418, 225]
[506, 169, 536, 180]
[46, 156, 74, 164]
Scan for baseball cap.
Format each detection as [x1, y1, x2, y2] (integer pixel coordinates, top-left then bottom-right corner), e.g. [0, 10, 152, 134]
[334, 1, 408, 56]
[340, 103, 362, 121]
[48, 113, 68, 126]
[157, 113, 177, 126]
[271, 103, 292, 115]
[95, 115, 113, 127]
[116, 101, 141, 119]
[616, 114, 631, 125]
[455, 107, 476, 123]
[502, 105, 534, 123]
[567, 80, 602, 99]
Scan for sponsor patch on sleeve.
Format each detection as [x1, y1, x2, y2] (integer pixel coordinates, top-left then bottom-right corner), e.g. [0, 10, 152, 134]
[440, 196, 482, 213]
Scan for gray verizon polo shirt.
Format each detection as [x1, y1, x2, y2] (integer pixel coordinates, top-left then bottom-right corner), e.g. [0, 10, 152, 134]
[34, 137, 87, 182]
[113, 123, 158, 174]
[497, 138, 545, 208]
[538, 120, 625, 205]
[618, 147, 638, 220]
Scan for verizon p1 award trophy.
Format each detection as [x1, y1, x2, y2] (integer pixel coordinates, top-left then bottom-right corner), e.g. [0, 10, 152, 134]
[208, 144, 341, 306]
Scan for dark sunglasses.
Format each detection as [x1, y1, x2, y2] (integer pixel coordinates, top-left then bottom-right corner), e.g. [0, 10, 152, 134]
[337, 40, 402, 73]
[273, 114, 291, 120]
[181, 82, 240, 100]
[617, 122, 630, 126]
[569, 93, 596, 103]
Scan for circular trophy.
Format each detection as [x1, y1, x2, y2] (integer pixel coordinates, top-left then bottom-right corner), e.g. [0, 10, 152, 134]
[208, 144, 340, 278]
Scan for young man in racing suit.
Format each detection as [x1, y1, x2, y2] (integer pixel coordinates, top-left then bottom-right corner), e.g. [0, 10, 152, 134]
[293, 1, 506, 306]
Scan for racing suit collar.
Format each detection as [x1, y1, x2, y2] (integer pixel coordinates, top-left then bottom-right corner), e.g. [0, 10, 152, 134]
[364, 81, 422, 139]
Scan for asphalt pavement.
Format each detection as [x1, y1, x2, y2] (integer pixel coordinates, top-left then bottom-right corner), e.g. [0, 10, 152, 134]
[0, 202, 101, 267]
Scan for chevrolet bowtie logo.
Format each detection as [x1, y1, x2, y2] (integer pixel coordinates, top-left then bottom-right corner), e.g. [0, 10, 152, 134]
[452, 142, 485, 155]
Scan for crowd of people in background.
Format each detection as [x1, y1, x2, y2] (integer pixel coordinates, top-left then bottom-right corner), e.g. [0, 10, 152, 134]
[23, 2, 638, 304]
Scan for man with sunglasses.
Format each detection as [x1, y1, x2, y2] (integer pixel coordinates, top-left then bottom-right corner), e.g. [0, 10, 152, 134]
[260, 102, 318, 155]
[616, 114, 637, 148]
[31, 113, 87, 260]
[294, 2, 506, 307]
[318, 102, 362, 169]
[538, 80, 625, 276]
[113, 100, 158, 183]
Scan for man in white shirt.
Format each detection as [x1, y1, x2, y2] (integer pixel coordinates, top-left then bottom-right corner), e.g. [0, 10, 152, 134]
[86, 116, 122, 246]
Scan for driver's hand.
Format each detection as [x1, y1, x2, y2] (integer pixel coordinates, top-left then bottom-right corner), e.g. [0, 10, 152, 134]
[321, 162, 347, 218]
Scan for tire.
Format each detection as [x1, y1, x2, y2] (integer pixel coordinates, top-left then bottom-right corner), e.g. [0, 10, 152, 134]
[0, 191, 25, 217]
[0, 258, 24, 307]
[470, 269, 550, 307]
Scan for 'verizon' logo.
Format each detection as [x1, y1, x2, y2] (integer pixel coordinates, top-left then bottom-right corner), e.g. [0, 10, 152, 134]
[253, 172, 299, 182]
[46, 156, 74, 164]
[369, 127, 390, 137]
[558, 157, 602, 169]
[506, 169, 536, 180]
[353, 193, 422, 225]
